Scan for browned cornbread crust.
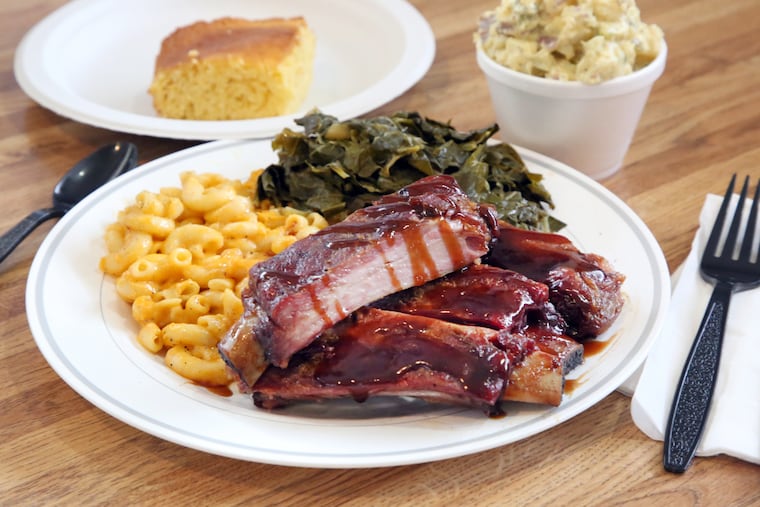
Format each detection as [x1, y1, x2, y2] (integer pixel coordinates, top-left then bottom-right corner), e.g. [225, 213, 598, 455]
[149, 16, 315, 120]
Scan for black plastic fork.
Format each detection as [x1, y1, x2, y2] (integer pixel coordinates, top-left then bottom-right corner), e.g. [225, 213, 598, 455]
[663, 174, 760, 473]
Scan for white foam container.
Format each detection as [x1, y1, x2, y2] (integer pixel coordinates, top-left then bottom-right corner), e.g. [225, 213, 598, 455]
[477, 42, 667, 180]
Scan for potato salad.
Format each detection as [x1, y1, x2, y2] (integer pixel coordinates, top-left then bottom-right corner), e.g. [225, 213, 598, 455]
[476, 0, 664, 84]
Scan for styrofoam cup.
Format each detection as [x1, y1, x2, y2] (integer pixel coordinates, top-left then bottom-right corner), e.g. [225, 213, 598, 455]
[476, 42, 667, 180]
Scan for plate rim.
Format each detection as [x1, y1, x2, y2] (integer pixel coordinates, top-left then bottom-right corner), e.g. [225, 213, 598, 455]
[13, 0, 436, 140]
[25, 139, 671, 468]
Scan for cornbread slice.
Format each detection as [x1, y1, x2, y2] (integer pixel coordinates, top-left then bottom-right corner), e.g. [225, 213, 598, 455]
[148, 17, 315, 120]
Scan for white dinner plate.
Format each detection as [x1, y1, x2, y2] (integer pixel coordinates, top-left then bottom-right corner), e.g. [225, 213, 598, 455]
[26, 139, 670, 468]
[13, 0, 435, 140]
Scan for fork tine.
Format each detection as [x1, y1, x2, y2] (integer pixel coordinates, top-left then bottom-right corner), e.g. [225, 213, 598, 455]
[738, 178, 760, 262]
[722, 175, 749, 258]
[705, 174, 736, 257]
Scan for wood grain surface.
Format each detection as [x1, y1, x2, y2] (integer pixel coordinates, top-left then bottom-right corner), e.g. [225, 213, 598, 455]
[1, 0, 758, 505]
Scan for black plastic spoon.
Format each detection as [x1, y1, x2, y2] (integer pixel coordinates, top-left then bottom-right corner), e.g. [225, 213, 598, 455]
[0, 142, 138, 263]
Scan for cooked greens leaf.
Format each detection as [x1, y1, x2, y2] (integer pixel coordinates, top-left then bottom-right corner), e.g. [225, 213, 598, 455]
[256, 111, 563, 231]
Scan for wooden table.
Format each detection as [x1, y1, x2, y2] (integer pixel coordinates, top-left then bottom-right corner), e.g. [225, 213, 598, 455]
[2, 0, 758, 505]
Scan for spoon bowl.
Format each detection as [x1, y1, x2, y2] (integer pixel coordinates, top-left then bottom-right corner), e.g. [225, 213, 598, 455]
[0, 142, 138, 263]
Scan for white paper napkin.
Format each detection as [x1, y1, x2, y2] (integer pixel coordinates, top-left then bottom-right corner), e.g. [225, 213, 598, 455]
[630, 193, 760, 465]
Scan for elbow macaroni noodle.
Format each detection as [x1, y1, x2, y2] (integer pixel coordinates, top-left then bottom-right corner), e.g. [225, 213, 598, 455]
[100, 170, 328, 386]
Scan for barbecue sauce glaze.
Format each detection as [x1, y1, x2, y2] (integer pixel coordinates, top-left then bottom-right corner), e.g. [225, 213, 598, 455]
[312, 309, 509, 406]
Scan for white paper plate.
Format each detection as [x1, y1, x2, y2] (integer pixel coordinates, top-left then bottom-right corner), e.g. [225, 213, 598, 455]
[13, 0, 435, 140]
[26, 139, 670, 468]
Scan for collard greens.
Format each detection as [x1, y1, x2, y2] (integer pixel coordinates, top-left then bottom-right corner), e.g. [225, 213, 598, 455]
[257, 111, 563, 232]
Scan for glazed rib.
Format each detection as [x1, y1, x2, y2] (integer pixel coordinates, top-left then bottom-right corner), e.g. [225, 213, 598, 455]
[251, 308, 521, 411]
[219, 175, 495, 385]
[485, 222, 625, 339]
[374, 264, 583, 406]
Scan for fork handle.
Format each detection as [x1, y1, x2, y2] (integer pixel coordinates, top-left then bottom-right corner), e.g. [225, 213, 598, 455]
[663, 280, 731, 473]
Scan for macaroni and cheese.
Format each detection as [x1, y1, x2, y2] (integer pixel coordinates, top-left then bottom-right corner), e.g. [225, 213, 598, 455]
[100, 170, 327, 386]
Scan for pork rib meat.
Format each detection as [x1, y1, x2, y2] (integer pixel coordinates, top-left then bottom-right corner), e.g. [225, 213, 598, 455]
[485, 222, 625, 339]
[374, 264, 584, 405]
[252, 308, 529, 412]
[219, 175, 496, 386]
